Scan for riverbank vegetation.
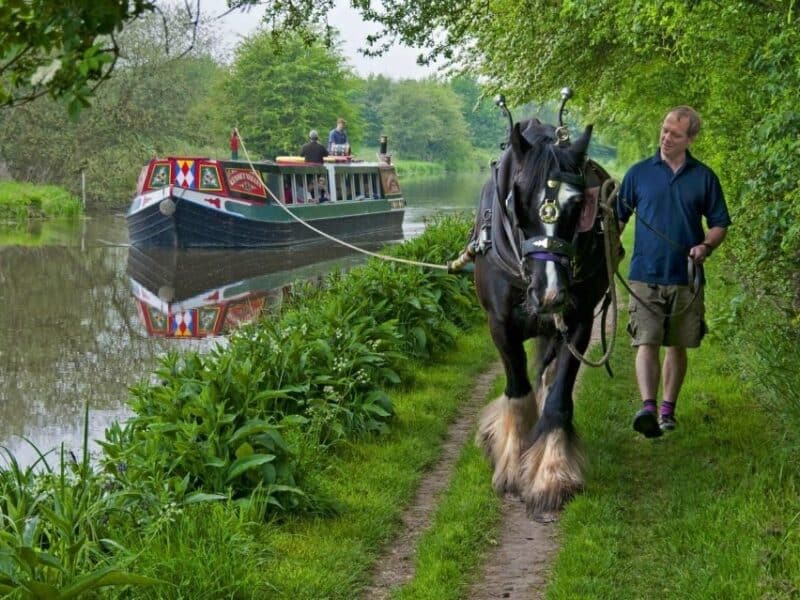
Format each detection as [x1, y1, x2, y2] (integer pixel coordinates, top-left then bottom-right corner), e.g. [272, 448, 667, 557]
[0, 9, 514, 211]
[0, 181, 81, 220]
[0, 216, 482, 597]
[2, 1, 799, 596]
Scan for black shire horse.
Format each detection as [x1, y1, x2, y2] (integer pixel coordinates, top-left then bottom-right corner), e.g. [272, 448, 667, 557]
[472, 113, 614, 521]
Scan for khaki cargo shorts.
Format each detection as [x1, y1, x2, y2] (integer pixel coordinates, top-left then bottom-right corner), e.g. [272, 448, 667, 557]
[626, 281, 707, 348]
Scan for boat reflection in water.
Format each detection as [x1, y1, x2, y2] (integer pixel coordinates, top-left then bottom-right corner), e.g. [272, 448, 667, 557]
[127, 237, 396, 338]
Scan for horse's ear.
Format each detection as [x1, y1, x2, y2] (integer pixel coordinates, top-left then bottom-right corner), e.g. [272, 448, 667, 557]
[510, 122, 531, 159]
[571, 124, 593, 158]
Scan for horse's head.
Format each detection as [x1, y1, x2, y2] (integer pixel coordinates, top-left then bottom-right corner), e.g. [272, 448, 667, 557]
[499, 118, 594, 315]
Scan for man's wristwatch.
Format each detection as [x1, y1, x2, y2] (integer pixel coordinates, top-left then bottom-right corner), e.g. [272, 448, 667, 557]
[702, 242, 714, 256]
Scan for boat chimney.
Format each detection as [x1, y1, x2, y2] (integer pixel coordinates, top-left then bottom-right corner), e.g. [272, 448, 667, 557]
[379, 135, 391, 164]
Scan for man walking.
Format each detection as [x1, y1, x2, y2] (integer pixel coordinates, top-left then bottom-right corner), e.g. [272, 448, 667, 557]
[617, 106, 732, 438]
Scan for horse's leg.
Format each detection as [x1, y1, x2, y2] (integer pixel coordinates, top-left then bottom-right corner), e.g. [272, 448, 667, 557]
[533, 335, 559, 416]
[475, 316, 538, 495]
[519, 314, 594, 520]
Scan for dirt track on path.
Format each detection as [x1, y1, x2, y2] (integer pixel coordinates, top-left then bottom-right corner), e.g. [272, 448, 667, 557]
[362, 362, 560, 599]
[364, 309, 612, 599]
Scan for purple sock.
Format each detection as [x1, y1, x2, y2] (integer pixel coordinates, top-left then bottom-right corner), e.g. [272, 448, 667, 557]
[643, 399, 657, 413]
[661, 400, 675, 417]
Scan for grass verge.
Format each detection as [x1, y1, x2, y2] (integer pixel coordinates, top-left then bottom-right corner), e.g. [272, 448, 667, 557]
[545, 258, 800, 598]
[257, 324, 499, 599]
[0, 180, 82, 220]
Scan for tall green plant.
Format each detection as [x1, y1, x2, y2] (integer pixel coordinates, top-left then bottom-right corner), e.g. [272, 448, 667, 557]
[0, 407, 161, 597]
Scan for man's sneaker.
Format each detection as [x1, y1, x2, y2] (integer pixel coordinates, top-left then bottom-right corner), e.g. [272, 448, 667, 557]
[633, 408, 663, 438]
[659, 414, 677, 432]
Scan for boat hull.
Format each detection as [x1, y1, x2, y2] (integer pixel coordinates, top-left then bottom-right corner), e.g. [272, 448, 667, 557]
[126, 187, 404, 248]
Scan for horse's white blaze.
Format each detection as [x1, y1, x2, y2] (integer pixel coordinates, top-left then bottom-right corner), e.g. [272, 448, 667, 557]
[544, 261, 559, 301]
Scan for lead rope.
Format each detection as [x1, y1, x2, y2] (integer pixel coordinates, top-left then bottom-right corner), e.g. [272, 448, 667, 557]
[553, 177, 620, 368]
[235, 128, 448, 271]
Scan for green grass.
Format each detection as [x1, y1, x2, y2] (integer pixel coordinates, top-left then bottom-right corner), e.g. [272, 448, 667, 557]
[547, 307, 800, 599]
[394, 374, 506, 600]
[544, 229, 800, 599]
[257, 325, 498, 599]
[0, 180, 82, 220]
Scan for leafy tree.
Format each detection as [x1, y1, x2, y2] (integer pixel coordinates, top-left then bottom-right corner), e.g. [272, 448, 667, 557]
[221, 29, 361, 158]
[355, 74, 394, 148]
[0, 0, 156, 115]
[0, 8, 225, 205]
[379, 79, 470, 167]
[448, 75, 505, 150]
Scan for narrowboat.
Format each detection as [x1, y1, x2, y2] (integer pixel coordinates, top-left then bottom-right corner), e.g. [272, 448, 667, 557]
[126, 155, 405, 248]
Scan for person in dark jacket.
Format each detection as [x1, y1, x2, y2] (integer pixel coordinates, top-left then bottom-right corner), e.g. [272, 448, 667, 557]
[300, 130, 328, 163]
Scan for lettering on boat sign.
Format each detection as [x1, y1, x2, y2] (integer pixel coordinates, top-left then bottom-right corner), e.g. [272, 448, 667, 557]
[226, 168, 266, 197]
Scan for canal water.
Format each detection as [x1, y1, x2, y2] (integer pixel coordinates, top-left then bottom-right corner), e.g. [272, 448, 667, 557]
[0, 172, 486, 464]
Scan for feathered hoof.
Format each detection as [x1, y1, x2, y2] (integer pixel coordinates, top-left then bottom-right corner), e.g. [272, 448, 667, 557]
[475, 391, 537, 495]
[518, 427, 585, 520]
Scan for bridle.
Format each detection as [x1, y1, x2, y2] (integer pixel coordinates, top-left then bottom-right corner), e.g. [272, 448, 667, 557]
[520, 171, 586, 273]
[494, 166, 586, 283]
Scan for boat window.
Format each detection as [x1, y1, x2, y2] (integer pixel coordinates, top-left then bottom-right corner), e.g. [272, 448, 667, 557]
[282, 174, 294, 204]
[365, 174, 374, 199]
[264, 172, 281, 202]
[292, 174, 307, 204]
[336, 174, 345, 201]
[371, 173, 381, 198]
[354, 173, 363, 199]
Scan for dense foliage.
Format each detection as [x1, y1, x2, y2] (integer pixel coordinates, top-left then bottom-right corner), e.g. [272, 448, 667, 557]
[0, 0, 155, 113]
[0, 10, 227, 205]
[221, 30, 362, 158]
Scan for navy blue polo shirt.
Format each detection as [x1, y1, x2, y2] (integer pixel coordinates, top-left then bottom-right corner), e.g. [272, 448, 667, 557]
[617, 150, 731, 285]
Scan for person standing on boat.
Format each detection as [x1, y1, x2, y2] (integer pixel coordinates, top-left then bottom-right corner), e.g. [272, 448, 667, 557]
[300, 130, 328, 163]
[328, 118, 348, 145]
[328, 118, 350, 155]
[230, 128, 239, 160]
